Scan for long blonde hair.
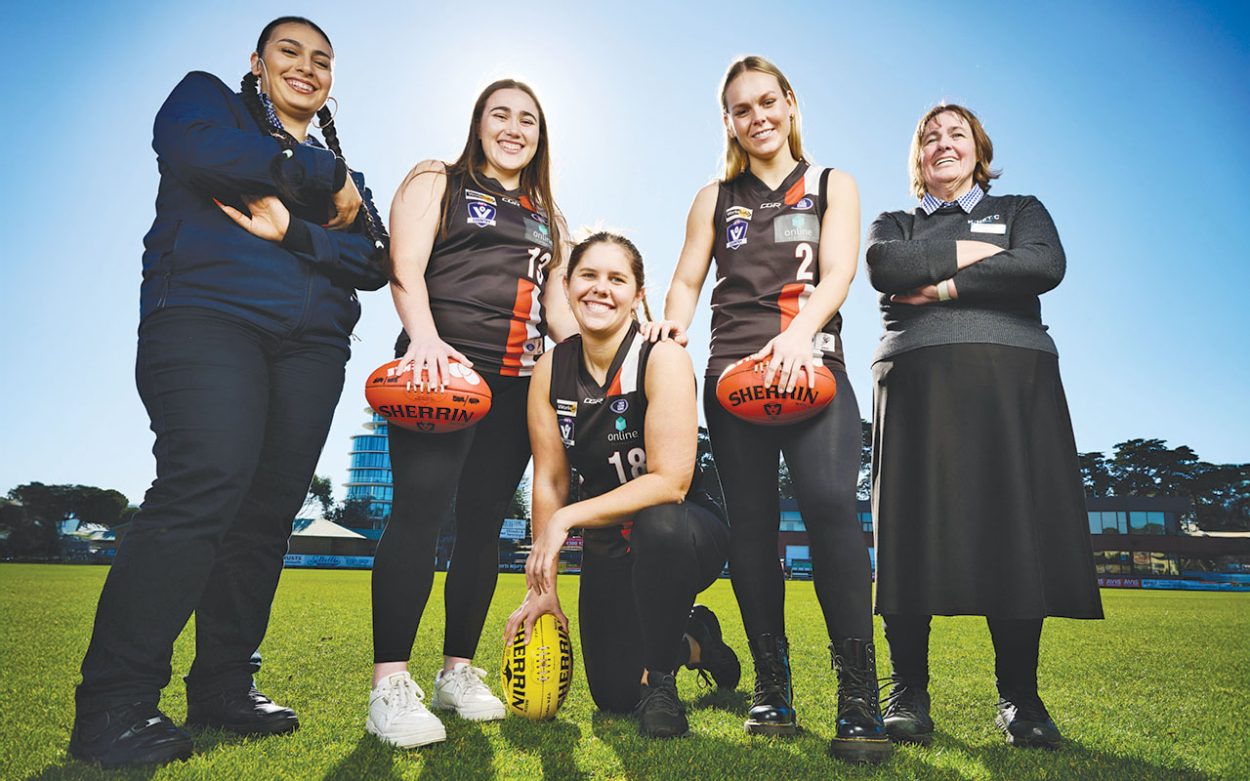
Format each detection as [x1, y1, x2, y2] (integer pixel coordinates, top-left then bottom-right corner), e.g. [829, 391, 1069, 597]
[719, 56, 808, 181]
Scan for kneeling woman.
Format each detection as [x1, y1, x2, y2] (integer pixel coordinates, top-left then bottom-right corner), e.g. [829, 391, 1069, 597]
[506, 233, 738, 738]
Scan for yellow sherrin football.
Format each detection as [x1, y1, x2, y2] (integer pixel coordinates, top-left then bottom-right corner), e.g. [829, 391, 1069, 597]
[501, 613, 574, 720]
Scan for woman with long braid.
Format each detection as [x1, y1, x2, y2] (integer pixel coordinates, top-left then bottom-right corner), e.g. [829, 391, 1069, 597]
[71, 17, 388, 769]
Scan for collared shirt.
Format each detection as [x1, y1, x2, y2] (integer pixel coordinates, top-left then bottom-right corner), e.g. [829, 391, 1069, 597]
[921, 184, 984, 216]
[258, 92, 316, 146]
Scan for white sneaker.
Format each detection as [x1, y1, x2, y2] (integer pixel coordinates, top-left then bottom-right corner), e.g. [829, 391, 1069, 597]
[366, 672, 446, 748]
[431, 663, 507, 721]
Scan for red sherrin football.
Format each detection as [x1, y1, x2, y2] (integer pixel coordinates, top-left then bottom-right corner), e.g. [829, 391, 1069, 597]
[365, 359, 492, 433]
[715, 357, 836, 426]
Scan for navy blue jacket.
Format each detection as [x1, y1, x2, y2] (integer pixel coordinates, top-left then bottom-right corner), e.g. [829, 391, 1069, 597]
[141, 71, 388, 346]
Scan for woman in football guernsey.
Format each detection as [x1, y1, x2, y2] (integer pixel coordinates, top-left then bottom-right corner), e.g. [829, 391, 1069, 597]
[866, 104, 1101, 749]
[365, 80, 577, 748]
[71, 17, 389, 768]
[505, 232, 739, 739]
[645, 56, 890, 763]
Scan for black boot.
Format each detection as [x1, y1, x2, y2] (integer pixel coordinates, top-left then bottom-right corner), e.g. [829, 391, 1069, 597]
[744, 634, 797, 736]
[828, 638, 893, 764]
[69, 702, 194, 768]
[635, 670, 689, 738]
[995, 689, 1062, 749]
[685, 604, 741, 690]
[882, 679, 934, 745]
[185, 688, 299, 736]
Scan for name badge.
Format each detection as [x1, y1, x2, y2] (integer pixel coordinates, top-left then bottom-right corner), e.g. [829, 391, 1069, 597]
[970, 223, 1006, 235]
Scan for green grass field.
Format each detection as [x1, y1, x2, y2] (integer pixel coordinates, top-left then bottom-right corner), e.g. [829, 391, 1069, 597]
[1, 564, 1246, 780]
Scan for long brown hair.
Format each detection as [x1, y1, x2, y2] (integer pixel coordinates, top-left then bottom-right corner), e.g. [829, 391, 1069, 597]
[404, 79, 562, 254]
[719, 56, 808, 182]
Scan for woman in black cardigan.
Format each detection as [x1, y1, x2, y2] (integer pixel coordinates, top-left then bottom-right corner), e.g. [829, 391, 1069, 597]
[866, 104, 1102, 750]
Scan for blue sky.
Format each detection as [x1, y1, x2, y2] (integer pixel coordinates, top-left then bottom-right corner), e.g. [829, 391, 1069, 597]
[2, 1, 1247, 504]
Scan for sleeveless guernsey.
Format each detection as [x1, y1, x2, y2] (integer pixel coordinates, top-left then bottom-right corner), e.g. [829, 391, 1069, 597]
[549, 323, 723, 558]
[396, 170, 554, 376]
[707, 161, 846, 378]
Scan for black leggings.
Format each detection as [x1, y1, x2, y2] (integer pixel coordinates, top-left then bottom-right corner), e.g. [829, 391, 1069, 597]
[883, 613, 1045, 695]
[372, 372, 531, 663]
[579, 502, 729, 713]
[703, 369, 871, 642]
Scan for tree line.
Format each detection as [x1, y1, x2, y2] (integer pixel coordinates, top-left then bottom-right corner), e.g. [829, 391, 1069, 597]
[3, 432, 1246, 560]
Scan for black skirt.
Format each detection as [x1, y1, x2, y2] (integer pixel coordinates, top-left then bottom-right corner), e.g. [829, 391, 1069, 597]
[872, 344, 1103, 619]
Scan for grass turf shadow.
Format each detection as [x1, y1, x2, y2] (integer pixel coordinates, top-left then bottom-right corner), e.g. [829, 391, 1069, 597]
[321, 718, 494, 781]
[938, 731, 1215, 781]
[500, 713, 588, 781]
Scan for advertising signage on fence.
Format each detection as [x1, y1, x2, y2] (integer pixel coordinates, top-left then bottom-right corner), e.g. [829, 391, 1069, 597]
[499, 518, 528, 540]
[284, 554, 374, 569]
[1097, 577, 1142, 588]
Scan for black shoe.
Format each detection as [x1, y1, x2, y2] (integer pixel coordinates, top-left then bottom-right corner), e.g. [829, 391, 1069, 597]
[69, 702, 194, 768]
[744, 634, 797, 736]
[882, 680, 934, 745]
[685, 604, 741, 691]
[635, 671, 689, 738]
[828, 639, 893, 764]
[186, 688, 300, 736]
[995, 691, 1062, 749]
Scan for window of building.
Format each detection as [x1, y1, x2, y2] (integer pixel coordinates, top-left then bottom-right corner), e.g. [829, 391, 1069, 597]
[779, 511, 805, 532]
[858, 512, 873, 533]
[1094, 550, 1131, 575]
[1129, 511, 1166, 535]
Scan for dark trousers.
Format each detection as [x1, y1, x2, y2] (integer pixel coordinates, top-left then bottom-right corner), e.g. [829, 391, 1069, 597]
[76, 308, 348, 713]
[579, 502, 729, 713]
[372, 373, 532, 663]
[703, 371, 872, 642]
[882, 613, 1045, 695]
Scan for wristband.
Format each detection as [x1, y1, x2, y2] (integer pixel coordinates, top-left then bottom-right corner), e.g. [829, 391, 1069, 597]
[937, 280, 952, 302]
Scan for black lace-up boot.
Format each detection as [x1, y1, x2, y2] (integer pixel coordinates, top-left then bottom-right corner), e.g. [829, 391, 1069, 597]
[828, 638, 893, 764]
[882, 678, 934, 745]
[744, 634, 797, 736]
[635, 670, 688, 738]
[685, 604, 741, 691]
[995, 689, 1062, 749]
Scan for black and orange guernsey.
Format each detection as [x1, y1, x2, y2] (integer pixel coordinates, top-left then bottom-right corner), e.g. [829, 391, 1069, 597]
[549, 323, 654, 558]
[708, 161, 846, 378]
[396, 170, 554, 377]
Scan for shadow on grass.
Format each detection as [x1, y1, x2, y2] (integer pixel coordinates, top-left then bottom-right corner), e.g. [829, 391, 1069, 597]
[689, 686, 749, 714]
[500, 713, 587, 781]
[940, 731, 1214, 781]
[320, 719, 495, 781]
[322, 733, 406, 781]
[590, 708, 982, 781]
[25, 756, 159, 781]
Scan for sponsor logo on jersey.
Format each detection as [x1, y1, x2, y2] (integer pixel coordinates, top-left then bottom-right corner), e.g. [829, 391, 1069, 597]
[608, 429, 639, 442]
[524, 217, 553, 249]
[609, 398, 629, 414]
[558, 416, 575, 446]
[812, 332, 838, 355]
[467, 201, 497, 228]
[465, 189, 497, 205]
[501, 195, 521, 207]
[614, 416, 627, 431]
[556, 399, 578, 417]
[726, 219, 749, 250]
[725, 205, 753, 222]
[774, 213, 820, 243]
[793, 197, 814, 210]
[582, 397, 605, 405]
[760, 201, 782, 209]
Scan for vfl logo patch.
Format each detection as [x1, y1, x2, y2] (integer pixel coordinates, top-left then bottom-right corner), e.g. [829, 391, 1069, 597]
[558, 416, 575, 446]
[726, 220, 749, 250]
[609, 398, 629, 414]
[467, 202, 497, 228]
[793, 197, 814, 210]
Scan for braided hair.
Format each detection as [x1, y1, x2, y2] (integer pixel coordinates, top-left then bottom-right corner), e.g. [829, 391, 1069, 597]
[239, 16, 392, 279]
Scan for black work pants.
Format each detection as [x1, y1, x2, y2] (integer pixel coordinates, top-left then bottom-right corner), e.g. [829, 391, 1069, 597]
[579, 502, 729, 713]
[76, 308, 348, 713]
